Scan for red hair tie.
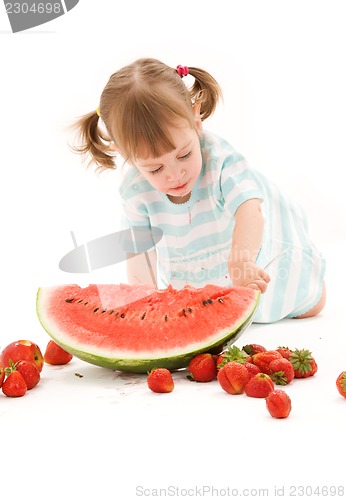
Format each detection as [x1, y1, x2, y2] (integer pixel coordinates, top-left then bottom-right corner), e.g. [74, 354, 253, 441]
[176, 65, 189, 77]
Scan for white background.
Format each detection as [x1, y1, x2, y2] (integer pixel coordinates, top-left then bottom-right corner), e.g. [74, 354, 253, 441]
[1, 1, 346, 499]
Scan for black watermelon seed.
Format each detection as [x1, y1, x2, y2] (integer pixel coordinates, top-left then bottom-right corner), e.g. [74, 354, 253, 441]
[165, 315, 168, 321]
[188, 307, 192, 313]
[208, 298, 213, 304]
[109, 310, 114, 315]
[218, 298, 223, 303]
[65, 298, 74, 303]
[202, 300, 208, 306]
[77, 299, 83, 303]
[84, 302, 89, 305]
[101, 310, 107, 314]
[141, 313, 146, 320]
[120, 313, 125, 318]
[93, 307, 99, 313]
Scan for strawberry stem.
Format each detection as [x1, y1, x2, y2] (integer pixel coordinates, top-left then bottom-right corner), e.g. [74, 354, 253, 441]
[290, 348, 313, 373]
[4, 359, 18, 376]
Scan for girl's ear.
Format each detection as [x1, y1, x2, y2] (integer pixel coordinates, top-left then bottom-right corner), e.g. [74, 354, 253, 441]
[193, 103, 202, 131]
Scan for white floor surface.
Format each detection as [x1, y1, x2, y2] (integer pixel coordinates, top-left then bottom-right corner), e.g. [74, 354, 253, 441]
[1, 240, 345, 500]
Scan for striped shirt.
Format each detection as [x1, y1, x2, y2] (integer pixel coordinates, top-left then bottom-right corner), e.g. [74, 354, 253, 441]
[119, 130, 326, 323]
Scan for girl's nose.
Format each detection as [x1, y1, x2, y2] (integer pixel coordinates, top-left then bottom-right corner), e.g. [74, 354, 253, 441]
[167, 169, 186, 182]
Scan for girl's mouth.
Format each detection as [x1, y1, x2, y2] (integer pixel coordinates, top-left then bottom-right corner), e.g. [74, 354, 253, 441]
[170, 181, 188, 192]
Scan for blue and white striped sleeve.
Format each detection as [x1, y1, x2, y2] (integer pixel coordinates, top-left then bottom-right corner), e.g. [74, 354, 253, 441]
[220, 154, 264, 216]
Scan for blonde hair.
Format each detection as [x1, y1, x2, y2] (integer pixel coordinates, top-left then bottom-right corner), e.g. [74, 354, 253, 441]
[72, 58, 222, 170]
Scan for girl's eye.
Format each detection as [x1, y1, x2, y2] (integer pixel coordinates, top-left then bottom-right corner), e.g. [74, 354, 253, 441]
[150, 166, 163, 175]
[148, 151, 191, 174]
[179, 151, 192, 160]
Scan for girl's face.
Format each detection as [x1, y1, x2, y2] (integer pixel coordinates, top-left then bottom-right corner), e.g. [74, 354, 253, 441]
[133, 125, 202, 204]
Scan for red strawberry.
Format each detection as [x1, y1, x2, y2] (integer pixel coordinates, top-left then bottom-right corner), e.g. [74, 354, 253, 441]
[147, 368, 174, 393]
[276, 346, 292, 360]
[266, 390, 292, 418]
[244, 372, 274, 398]
[217, 362, 250, 395]
[269, 358, 295, 385]
[16, 360, 40, 390]
[290, 348, 318, 378]
[2, 370, 27, 397]
[216, 353, 226, 368]
[243, 362, 261, 379]
[44, 341, 73, 365]
[252, 350, 283, 374]
[216, 346, 249, 369]
[0, 363, 4, 388]
[242, 344, 267, 356]
[188, 353, 217, 382]
[336, 371, 346, 398]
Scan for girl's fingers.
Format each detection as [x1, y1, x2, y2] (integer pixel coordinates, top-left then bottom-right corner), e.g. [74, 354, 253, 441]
[246, 279, 268, 293]
[259, 269, 271, 282]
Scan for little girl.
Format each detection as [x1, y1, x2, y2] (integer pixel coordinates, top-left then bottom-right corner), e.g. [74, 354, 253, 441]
[72, 57, 326, 323]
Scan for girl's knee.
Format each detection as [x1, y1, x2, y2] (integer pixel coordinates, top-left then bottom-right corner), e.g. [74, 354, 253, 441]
[294, 282, 326, 319]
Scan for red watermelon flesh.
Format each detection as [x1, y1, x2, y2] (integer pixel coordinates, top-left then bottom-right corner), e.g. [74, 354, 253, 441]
[36, 283, 260, 373]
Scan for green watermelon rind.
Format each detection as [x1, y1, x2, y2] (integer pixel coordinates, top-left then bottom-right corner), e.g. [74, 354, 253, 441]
[36, 286, 260, 374]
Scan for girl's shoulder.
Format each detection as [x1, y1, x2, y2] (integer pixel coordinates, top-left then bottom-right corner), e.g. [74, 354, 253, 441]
[200, 129, 246, 172]
[118, 164, 151, 201]
[200, 129, 235, 155]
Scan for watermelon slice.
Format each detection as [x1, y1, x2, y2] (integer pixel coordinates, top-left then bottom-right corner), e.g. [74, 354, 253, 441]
[36, 283, 260, 373]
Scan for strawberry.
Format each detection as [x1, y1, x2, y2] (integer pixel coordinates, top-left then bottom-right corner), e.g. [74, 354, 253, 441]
[216, 346, 249, 369]
[147, 368, 174, 393]
[16, 360, 40, 390]
[252, 350, 283, 374]
[242, 344, 267, 356]
[216, 353, 229, 369]
[2, 370, 27, 397]
[290, 348, 318, 378]
[266, 389, 292, 418]
[269, 357, 295, 385]
[0, 362, 4, 388]
[188, 353, 217, 382]
[336, 371, 346, 398]
[276, 346, 292, 360]
[243, 362, 261, 379]
[217, 362, 250, 395]
[44, 340, 73, 365]
[244, 372, 275, 398]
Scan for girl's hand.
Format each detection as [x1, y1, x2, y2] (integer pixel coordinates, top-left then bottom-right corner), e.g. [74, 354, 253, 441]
[230, 261, 270, 293]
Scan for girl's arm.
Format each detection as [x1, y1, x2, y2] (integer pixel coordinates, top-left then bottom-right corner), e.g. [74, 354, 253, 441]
[126, 249, 158, 287]
[228, 198, 270, 292]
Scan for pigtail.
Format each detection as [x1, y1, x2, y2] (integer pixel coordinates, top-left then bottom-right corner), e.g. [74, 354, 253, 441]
[187, 67, 223, 121]
[70, 111, 115, 170]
